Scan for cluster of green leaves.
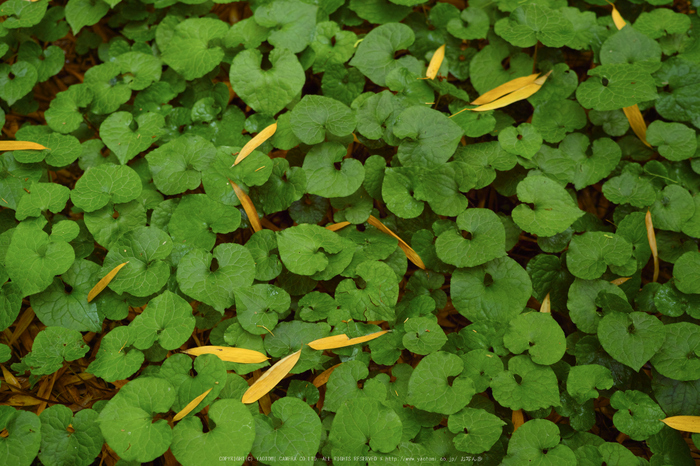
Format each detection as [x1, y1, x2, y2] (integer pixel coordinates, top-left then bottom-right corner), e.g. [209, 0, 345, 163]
[2, 0, 700, 464]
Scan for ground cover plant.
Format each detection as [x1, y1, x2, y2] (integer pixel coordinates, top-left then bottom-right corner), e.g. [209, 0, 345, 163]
[3, 0, 700, 464]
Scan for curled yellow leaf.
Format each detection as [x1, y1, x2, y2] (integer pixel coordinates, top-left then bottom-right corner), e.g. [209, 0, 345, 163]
[471, 73, 540, 106]
[87, 262, 129, 303]
[229, 179, 262, 232]
[622, 105, 651, 148]
[512, 409, 525, 432]
[367, 216, 425, 269]
[0, 141, 48, 151]
[661, 416, 700, 433]
[610, 277, 631, 286]
[325, 222, 350, 232]
[608, 1, 626, 30]
[540, 293, 551, 313]
[646, 210, 659, 282]
[308, 330, 389, 350]
[232, 122, 277, 166]
[469, 71, 552, 112]
[182, 346, 269, 363]
[242, 350, 301, 404]
[425, 44, 446, 80]
[312, 363, 342, 387]
[173, 388, 213, 421]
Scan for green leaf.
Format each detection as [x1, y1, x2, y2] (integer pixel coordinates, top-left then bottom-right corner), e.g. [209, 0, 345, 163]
[634, 8, 691, 39]
[512, 175, 584, 237]
[311, 21, 357, 73]
[329, 398, 402, 456]
[245, 229, 282, 281]
[87, 326, 144, 382]
[13, 125, 81, 167]
[251, 158, 307, 214]
[277, 223, 351, 276]
[447, 7, 490, 40]
[84, 62, 131, 115]
[100, 111, 165, 165]
[71, 164, 142, 212]
[494, 3, 574, 48]
[17, 42, 64, 83]
[448, 407, 505, 454]
[566, 232, 633, 280]
[146, 134, 215, 195]
[349, 22, 415, 86]
[15, 182, 69, 221]
[568, 278, 628, 334]
[130, 291, 195, 350]
[576, 64, 658, 111]
[83, 200, 147, 248]
[610, 390, 664, 441]
[435, 208, 506, 268]
[229, 47, 305, 115]
[392, 106, 463, 168]
[348, 0, 411, 24]
[161, 18, 228, 81]
[159, 353, 227, 413]
[503, 312, 566, 365]
[567, 364, 614, 404]
[598, 311, 665, 372]
[675, 250, 700, 294]
[402, 316, 447, 355]
[172, 399, 255, 466]
[255, 0, 317, 53]
[177, 243, 255, 313]
[1, 0, 48, 29]
[602, 163, 657, 208]
[65, 0, 109, 35]
[452, 257, 532, 323]
[407, 351, 476, 414]
[302, 142, 364, 198]
[0, 406, 41, 466]
[650, 184, 695, 232]
[469, 43, 533, 96]
[600, 25, 662, 73]
[501, 419, 576, 465]
[531, 99, 587, 144]
[234, 284, 290, 335]
[44, 84, 93, 134]
[336, 261, 399, 322]
[291, 95, 356, 145]
[97, 377, 175, 462]
[651, 322, 700, 381]
[102, 226, 172, 297]
[117, 52, 161, 91]
[20, 326, 88, 375]
[251, 397, 322, 466]
[491, 355, 560, 411]
[588, 110, 629, 137]
[39, 405, 102, 466]
[499, 123, 543, 160]
[647, 121, 698, 161]
[5, 221, 75, 296]
[561, 133, 622, 190]
[324, 360, 371, 412]
[0, 62, 38, 106]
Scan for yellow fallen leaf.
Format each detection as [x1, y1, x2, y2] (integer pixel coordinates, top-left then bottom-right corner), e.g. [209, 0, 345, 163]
[424, 44, 446, 80]
[469, 71, 552, 112]
[0, 141, 48, 151]
[182, 346, 269, 363]
[6, 395, 42, 406]
[610, 277, 631, 286]
[661, 416, 700, 433]
[313, 363, 343, 387]
[512, 409, 525, 431]
[229, 179, 262, 232]
[326, 222, 350, 232]
[646, 210, 659, 282]
[173, 388, 213, 421]
[608, 1, 626, 30]
[623, 105, 651, 148]
[308, 330, 389, 350]
[1, 364, 20, 389]
[87, 262, 129, 303]
[232, 122, 277, 166]
[471, 73, 541, 106]
[540, 293, 551, 313]
[242, 350, 301, 404]
[367, 216, 425, 269]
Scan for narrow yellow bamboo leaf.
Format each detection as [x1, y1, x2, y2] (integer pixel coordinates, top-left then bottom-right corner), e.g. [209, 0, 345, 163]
[610, 277, 631, 286]
[173, 388, 213, 421]
[622, 105, 651, 148]
[0, 141, 48, 151]
[471, 73, 540, 106]
[232, 122, 277, 166]
[182, 346, 269, 363]
[313, 363, 342, 387]
[229, 179, 262, 232]
[242, 350, 301, 404]
[308, 331, 389, 350]
[540, 293, 551, 313]
[661, 416, 700, 433]
[87, 262, 129, 302]
[367, 216, 425, 269]
[470, 71, 552, 112]
[608, 1, 626, 30]
[512, 409, 525, 432]
[425, 44, 446, 80]
[645, 210, 659, 282]
[326, 222, 350, 232]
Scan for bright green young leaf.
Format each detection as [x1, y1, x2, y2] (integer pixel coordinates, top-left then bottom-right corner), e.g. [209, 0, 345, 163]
[291, 95, 356, 145]
[251, 158, 307, 214]
[130, 290, 195, 350]
[329, 398, 402, 457]
[39, 405, 102, 466]
[459, 349, 504, 393]
[0, 406, 41, 466]
[568, 278, 629, 334]
[447, 7, 489, 40]
[87, 326, 144, 382]
[407, 351, 476, 415]
[491, 355, 560, 411]
[161, 18, 228, 81]
[159, 353, 226, 413]
[255, 0, 316, 53]
[349, 22, 415, 86]
[17, 42, 64, 83]
[0, 62, 38, 106]
[71, 164, 142, 212]
[84, 62, 131, 115]
[20, 326, 88, 375]
[435, 208, 506, 268]
[499, 123, 543, 159]
[566, 232, 633, 280]
[234, 284, 290, 335]
[503, 312, 566, 365]
[311, 21, 357, 73]
[512, 175, 584, 237]
[145, 134, 216, 195]
[610, 390, 665, 441]
[448, 407, 505, 454]
[65, 0, 109, 35]
[15, 182, 69, 221]
[117, 52, 162, 91]
[83, 200, 147, 248]
[336, 261, 399, 322]
[245, 229, 283, 281]
[567, 364, 614, 404]
[403, 317, 447, 355]
[277, 223, 350, 276]
[501, 419, 576, 465]
[44, 84, 93, 134]
[99, 111, 165, 164]
[392, 106, 463, 168]
[647, 120, 697, 161]
[495, 4, 574, 48]
[576, 64, 658, 111]
[13, 125, 81, 167]
[602, 163, 657, 208]
[302, 142, 364, 198]
[598, 311, 665, 372]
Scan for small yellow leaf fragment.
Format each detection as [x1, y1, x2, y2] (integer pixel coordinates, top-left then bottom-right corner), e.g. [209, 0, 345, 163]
[0, 141, 48, 151]
[182, 346, 269, 363]
[424, 44, 446, 80]
[646, 210, 659, 282]
[232, 122, 277, 166]
[469, 71, 552, 112]
[242, 350, 301, 404]
[0, 364, 20, 389]
[6, 395, 42, 406]
[622, 105, 651, 148]
[540, 293, 551, 313]
[512, 409, 525, 432]
[312, 363, 343, 387]
[608, 1, 626, 30]
[610, 277, 631, 286]
[661, 416, 700, 433]
[87, 262, 129, 302]
[471, 73, 541, 106]
[229, 179, 262, 232]
[308, 330, 389, 350]
[173, 387, 213, 422]
[367, 215, 425, 269]
[325, 222, 350, 232]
